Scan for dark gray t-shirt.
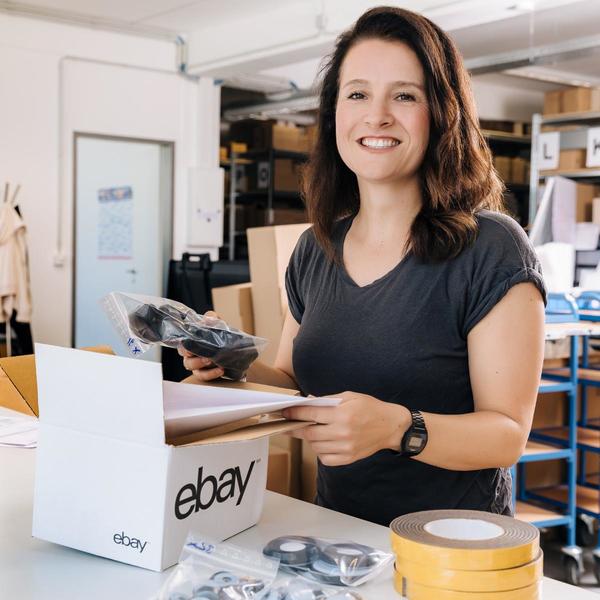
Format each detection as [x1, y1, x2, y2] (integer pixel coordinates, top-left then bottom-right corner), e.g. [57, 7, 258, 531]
[284, 210, 546, 526]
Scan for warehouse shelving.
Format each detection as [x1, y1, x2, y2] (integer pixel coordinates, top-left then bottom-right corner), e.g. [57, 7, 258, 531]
[529, 111, 600, 225]
[520, 294, 600, 584]
[512, 295, 583, 584]
[482, 126, 531, 225]
[223, 148, 308, 260]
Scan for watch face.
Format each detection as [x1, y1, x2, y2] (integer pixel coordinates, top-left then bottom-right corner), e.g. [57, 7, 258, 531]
[407, 434, 425, 451]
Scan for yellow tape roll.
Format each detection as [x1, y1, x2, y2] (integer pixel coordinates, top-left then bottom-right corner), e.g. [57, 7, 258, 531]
[390, 510, 539, 571]
[394, 575, 542, 600]
[394, 551, 543, 593]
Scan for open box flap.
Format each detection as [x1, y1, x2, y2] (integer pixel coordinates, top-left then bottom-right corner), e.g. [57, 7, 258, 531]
[169, 416, 309, 446]
[0, 355, 37, 416]
[0, 345, 115, 417]
[35, 344, 166, 446]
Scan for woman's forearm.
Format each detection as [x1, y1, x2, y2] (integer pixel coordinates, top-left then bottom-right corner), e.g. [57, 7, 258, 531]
[246, 359, 299, 390]
[385, 404, 527, 471]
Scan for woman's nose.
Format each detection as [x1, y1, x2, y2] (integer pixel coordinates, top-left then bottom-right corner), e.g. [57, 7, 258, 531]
[364, 99, 394, 128]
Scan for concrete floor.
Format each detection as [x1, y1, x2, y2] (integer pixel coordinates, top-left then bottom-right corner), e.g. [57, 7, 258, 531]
[544, 539, 600, 594]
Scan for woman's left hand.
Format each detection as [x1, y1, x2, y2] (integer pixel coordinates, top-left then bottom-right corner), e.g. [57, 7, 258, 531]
[282, 392, 410, 466]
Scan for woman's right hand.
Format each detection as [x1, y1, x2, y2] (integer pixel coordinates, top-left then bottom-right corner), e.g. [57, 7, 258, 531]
[177, 310, 225, 382]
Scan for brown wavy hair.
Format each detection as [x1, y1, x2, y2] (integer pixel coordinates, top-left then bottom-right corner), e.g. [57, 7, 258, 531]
[303, 6, 505, 262]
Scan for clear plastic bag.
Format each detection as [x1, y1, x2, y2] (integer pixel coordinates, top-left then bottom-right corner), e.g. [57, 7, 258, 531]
[153, 533, 279, 600]
[262, 536, 393, 587]
[102, 292, 268, 381]
[263, 578, 363, 599]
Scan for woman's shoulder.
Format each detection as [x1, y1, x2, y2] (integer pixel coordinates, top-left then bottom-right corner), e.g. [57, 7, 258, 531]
[470, 209, 534, 262]
[293, 216, 352, 256]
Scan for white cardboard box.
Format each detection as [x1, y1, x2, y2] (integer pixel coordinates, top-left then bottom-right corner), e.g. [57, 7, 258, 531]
[31, 344, 272, 571]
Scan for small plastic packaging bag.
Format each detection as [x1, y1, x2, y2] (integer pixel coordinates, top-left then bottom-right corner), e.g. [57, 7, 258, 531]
[153, 533, 280, 600]
[262, 536, 393, 587]
[101, 291, 268, 381]
[263, 578, 363, 599]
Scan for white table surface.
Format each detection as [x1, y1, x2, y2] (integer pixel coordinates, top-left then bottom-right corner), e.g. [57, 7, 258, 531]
[0, 447, 596, 599]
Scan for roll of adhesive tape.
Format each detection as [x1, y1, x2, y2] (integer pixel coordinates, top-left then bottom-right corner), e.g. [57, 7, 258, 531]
[394, 551, 543, 593]
[394, 576, 542, 600]
[390, 510, 539, 571]
[262, 536, 320, 568]
[321, 542, 378, 571]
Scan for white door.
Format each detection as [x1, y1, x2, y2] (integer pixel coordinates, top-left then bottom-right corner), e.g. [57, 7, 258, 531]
[74, 135, 173, 361]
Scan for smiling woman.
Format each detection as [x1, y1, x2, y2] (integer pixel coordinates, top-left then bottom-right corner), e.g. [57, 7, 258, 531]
[183, 6, 547, 528]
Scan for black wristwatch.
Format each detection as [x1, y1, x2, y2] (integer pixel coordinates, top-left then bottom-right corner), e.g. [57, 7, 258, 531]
[400, 409, 428, 456]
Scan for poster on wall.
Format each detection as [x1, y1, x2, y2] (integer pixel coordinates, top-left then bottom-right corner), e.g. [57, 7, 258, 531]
[97, 186, 133, 259]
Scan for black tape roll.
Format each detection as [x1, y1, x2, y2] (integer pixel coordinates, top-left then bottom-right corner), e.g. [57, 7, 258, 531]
[320, 542, 378, 572]
[263, 536, 320, 568]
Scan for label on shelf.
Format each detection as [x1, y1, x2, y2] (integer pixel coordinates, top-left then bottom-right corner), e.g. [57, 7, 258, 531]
[586, 127, 600, 168]
[538, 132, 560, 170]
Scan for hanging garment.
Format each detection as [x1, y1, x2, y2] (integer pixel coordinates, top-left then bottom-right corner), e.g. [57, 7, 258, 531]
[0, 201, 32, 323]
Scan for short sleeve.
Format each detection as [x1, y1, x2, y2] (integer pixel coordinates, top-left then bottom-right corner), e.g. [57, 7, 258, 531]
[284, 230, 310, 324]
[462, 213, 547, 337]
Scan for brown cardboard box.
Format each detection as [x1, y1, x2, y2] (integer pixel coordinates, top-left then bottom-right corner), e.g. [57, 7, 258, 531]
[212, 283, 254, 334]
[511, 157, 529, 184]
[273, 123, 311, 153]
[559, 149, 587, 171]
[301, 438, 318, 503]
[270, 435, 302, 498]
[493, 155, 512, 182]
[543, 90, 563, 115]
[306, 125, 317, 152]
[274, 159, 302, 192]
[230, 141, 248, 154]
[266, 446, 292, 496]
[577, 183, 600, 222]
[562, 87, 600, 113]
[247, 224, 312, 366]
[230, 120, 312, 154]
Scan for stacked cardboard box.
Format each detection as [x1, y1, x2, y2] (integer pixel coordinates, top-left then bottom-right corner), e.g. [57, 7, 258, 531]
[212, 223, 312, 499]
[558, 149, 587, 171]
[229, 119, 315, 154]
[577, 182, 600, 222]
[493, 155, 512, 182]
[246, 223, 311, 366]
[543, 87, 600, 115]
[510, 157, 530, 184]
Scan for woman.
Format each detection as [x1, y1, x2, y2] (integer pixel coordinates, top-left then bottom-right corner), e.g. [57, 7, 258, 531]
[180, 6, 546, 527]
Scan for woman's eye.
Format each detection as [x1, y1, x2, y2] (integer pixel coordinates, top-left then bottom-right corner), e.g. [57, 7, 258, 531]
[396, 92, 416, 102]
[348, 91, 366, 100]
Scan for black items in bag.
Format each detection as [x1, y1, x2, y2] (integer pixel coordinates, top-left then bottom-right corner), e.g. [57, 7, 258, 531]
[102, 292, 267, 381]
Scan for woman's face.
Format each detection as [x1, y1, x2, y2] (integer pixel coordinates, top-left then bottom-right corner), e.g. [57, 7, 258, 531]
[335, 38, 430, 186]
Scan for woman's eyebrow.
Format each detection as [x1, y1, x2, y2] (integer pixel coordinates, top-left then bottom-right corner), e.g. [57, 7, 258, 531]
[341, 78, 424, 91]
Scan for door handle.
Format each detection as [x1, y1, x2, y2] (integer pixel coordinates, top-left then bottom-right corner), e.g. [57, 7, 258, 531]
[126, 268, 137, 275]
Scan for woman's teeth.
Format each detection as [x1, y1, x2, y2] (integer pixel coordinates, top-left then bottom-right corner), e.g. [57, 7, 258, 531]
[360, 138, 400, 148]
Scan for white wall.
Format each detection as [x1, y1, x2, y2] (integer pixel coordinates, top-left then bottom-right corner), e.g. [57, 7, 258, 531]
[471, 74, 547, 121]
[0, 14, 198, 348]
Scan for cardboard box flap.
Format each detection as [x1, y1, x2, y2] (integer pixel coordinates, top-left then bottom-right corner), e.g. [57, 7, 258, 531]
[35, 344, 166, 446]
[0, 355, 37, 416]
[0, 354, 38, 416]
[173, 417, 308, 447]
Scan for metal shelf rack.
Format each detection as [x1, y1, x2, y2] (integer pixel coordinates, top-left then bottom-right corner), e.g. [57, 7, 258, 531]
[529, 111, 600, 225]
[512, 293, 582, 584]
